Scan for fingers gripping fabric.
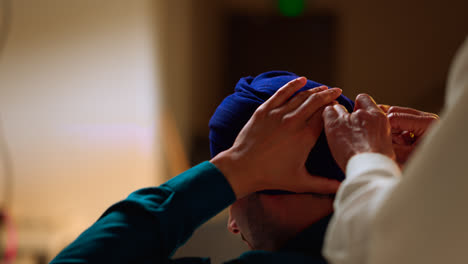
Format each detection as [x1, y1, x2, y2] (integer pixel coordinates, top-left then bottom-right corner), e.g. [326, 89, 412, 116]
[209, 71, 355, 181]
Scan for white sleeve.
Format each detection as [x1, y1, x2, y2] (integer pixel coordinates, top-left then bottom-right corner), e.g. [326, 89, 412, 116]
[322, 153, 401, 264]
[367, 37, 468, 264]
[324, 36, 468, 264]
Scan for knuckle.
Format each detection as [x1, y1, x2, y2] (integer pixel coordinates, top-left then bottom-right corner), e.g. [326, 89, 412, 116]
[251, 112, 264, 122]
[254, 105, 268, 117]
[275, 87, 290, 98]
[370, 112, 388, 126]
[387, 113, 399, 123]
[355, 109, 386, 120]
[276, 88, 288, 97]
[267, 108, 283, 120]
[281, 114, 295, 126]
[356, 93, 369, 100]
[322, 106, 334, 117]
[310, 92, 322, 102]
[374, 110, 387, 119]
[295, 91, 309, 101]
[309, 87, 322, 94]
[325, 119, 340, 130]
[387, 106, 397, 113]
[310, 86, 326, 94]
[354, 109, 367, 117]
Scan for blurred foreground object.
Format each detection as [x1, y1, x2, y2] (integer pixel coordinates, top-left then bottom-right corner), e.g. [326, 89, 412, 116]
[0, 210, 18, 264]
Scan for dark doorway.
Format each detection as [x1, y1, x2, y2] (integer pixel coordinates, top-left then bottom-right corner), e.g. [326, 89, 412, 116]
[190, 13, 337, 166]
[223, 14, 337, 97]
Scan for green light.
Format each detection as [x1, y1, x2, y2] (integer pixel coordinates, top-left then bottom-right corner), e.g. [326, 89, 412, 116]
[278, 0, 305, 17]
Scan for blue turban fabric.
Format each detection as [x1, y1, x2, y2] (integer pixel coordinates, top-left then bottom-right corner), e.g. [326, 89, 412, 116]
[209, 71, 354, 182]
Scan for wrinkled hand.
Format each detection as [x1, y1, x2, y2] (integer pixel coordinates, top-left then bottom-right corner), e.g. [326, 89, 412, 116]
[323, 94, 395, 172]
[379, 105, 439, 167]
[211, 77, 342, 199]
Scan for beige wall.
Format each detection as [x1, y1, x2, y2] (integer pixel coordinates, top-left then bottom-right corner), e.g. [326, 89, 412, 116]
[0, 0, 163, 261]
[160, 0, 193, 151]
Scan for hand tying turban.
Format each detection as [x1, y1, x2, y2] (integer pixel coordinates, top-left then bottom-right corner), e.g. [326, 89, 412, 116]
[209, 71, 354, 182]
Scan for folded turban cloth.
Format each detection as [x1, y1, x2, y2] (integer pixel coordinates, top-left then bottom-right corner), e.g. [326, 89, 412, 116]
[209, 71, 355, 182]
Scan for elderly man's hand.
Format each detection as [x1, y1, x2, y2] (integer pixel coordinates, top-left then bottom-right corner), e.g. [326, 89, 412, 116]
[323, 94, 395, 172]
[211, 77, 342, 199]
[379, 105, 439, 167]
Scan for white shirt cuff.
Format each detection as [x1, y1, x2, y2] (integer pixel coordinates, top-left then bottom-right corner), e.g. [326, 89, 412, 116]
[346, 153, 401, 181]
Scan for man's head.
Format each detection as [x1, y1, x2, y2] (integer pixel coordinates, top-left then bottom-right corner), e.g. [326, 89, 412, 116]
[209, 71, 354, 251]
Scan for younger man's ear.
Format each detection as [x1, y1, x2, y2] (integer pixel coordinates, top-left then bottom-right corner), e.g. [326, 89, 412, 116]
[228, 207, 240, 234]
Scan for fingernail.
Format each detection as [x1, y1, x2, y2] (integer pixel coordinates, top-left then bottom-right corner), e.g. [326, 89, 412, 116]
[328, 88, 342, 94]
[334, 104, 348, 112]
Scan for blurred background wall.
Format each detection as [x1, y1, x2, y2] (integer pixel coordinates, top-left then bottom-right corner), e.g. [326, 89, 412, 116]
[0, 0, 165, 263]
[0, 0, 467, 263]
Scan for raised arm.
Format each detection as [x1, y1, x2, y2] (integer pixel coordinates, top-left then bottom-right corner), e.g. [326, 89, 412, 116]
[51, 77, 343, 263]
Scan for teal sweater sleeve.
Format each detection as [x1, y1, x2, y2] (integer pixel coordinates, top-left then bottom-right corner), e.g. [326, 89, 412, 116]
[50, 161, 236, 264]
